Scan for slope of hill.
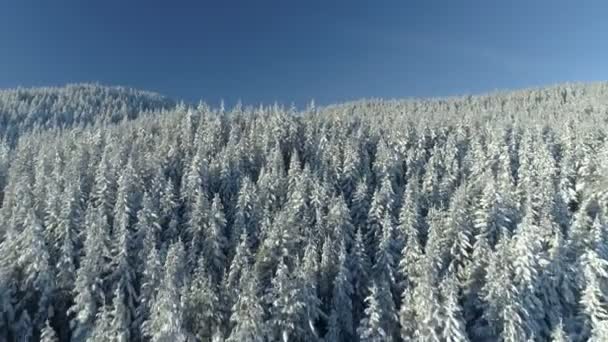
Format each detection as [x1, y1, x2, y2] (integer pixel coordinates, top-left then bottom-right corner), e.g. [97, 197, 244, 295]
[1, 83, 608, 341]
[0, 83, 175, 143]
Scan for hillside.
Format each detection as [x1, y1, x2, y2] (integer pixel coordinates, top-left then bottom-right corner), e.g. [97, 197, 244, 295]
[0, 84, 175, 143]
[1, 83, 608, 341]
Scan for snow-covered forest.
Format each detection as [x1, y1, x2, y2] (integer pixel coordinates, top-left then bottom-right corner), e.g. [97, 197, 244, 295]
[2, 83, 608, 341]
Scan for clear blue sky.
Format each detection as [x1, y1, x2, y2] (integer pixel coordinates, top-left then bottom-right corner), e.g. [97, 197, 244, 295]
[1, 0, 607, 106]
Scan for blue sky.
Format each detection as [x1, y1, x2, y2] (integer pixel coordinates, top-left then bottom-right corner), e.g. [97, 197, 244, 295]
[1, 0, 608, 106]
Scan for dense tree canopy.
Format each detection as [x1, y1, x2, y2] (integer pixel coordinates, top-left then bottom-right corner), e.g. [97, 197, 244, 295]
[2, 83, 608, 341]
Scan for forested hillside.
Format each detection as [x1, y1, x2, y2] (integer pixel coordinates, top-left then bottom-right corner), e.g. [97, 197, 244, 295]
[0, 84, 175, 144]
[2, 83, 608, 341]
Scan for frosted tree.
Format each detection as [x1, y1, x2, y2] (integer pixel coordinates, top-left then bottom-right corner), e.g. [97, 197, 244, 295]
[350, 178, 370, 229]
[399, 286, 417, 341]
[580, 249, 608, 341]
[88, 302, 112, 342]
[142, 241, 187, 342]
[109, 164, 139, 338]
[352, 227, 372, 326]
[397, 176, 422, 252]
[266, 258, 306, 342]
[69, 206, 110, 342]
[319, 235, 337, 306]
[232, 176, 259, 248]
[136, 240, 162, 336]
[226, 231, 253, 299]
[367, 176, 395, 252]
[55, 179, 80, 292]
[340, 139, 361, 200]
[183, 257, 221, 341]
[326, 240, 355, 341]
[181, 143, 208, 210]
[445, 184, 473, 281]
[135, 192, 162, 265]
[43, 151, 64, 256]
[91, 146, 117, 223]
[357, 281, 397, 342]
[15, 208, 55, 332]
[441, 276, 470, 342]
[109, 283, 131, 341]
[185, 191, 210, 269]
[374, 212, 399, 300]
[326, 196, 355, 249]
[542, 227, 577, 332]
[398, 179, 424, 295]
[509, 212, 546, 339]
[550, 320, 571, 342]
[226, 267, 267, 342]
[412, 268, 442, 342]
[296, 240, 322, 341]
[283, 168, 309, 250]
[40, 319, 58, 342]
[204, 193, 228, 282]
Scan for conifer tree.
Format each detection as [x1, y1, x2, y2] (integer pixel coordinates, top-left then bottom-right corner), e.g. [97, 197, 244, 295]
[89, 302, 112, 342]
[205, 193, 228, 282]
[143, 241, 187, 342]
[326, 240, 355, 341]
[226, 267, 267, 342]
[183, 257, 221, 341]
[352, 227, 372, 326]
[441, 277, 471, 342]
[266, 258, 306, 342]
[69, 206, 110, 342]
[40, 319, 58, 342]
[357, 281, 397, 342]
[297, 240, 322, 340]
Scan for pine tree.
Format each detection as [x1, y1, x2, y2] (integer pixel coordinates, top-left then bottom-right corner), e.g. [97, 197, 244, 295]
[441, 277, 470, 342]
[91, 146, 117, 224]
[16, 207, 55, 331]
[40, 319, 58, 342]
[55, 177, 81, 293]
[550, 320, 571, 342]
[374, 212, 398, 295]
[326, 241, 355, 341]
[226, 231, 253, 299]
[232, 176, 258, 248]
[205, 193, 228, 282]
[266, 258, 306, 342]
[142, 241, 187, 342]
[110, 167, 139, 338]
[399, 287, 417, 342]
[136, 241, 162, 336]
[413, 268, 442, 342]
[319, 235, 337, 307]
[89, 302, 113, 342]
[135, 192, 162, 266]
[357, 282, 394, 342]
[298, 240, 322, 341]
[226, 267, 267, 342]
[326, 196, 355, 248]
[351, 227, 372, 326]
[183, 257, 221, 341]
[445, 184, 473, 281]
[580, 249, 608, 341]
[109, 282, 131, 341]
[69, 206, 110, 342]
[366, 177, 395, 253]
[351, 178, 370, 229]
[186, 191, 210, 269]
